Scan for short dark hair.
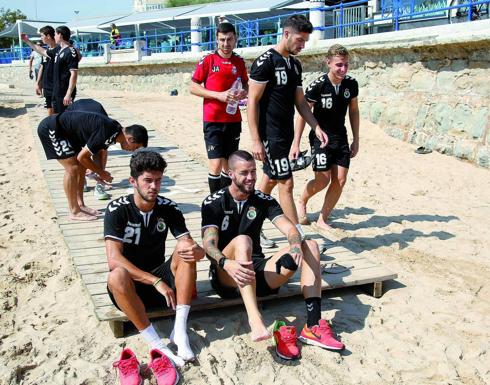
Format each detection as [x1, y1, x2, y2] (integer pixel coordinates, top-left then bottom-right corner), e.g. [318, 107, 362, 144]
[124, 124, 148, 147]
[282, 15, 313, 34]
[216, 22, 236, 36]
[229, 150, 254, 169]
[56, 26, 71, 42]
[39, 25, 55, 38]
[130, 150, 167, 178]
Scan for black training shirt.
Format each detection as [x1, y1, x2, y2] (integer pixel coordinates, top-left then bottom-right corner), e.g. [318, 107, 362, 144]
[52, 45, 78, 97]
[201, 188, 284, 257]
[57, 111, 121, 155]
[66, 98, 108, 116]
[250, 48, 303, 142]
[42, 45, 60, 93]
[305, 74, 358, 142]
[104, 194, 189, 271]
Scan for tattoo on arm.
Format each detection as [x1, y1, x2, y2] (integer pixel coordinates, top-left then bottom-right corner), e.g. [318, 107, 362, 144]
[203, 227, 224, 262]
[288, 233, 302, 246]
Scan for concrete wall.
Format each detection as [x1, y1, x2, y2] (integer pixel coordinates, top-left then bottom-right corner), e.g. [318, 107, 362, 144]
[1, 20, 489, 167]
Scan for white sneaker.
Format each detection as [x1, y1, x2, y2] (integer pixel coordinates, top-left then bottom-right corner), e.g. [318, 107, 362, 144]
[94, 183, 110, 200]
[260, 230, 276, 249]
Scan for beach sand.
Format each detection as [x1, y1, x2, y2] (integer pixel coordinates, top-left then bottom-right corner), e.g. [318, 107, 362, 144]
[0, 83, 489, 384]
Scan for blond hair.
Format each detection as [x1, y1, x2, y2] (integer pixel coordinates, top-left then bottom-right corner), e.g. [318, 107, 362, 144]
[326, 44, 349, 59]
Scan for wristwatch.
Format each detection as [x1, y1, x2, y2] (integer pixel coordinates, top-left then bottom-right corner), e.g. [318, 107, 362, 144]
[218, 257, 227, 270]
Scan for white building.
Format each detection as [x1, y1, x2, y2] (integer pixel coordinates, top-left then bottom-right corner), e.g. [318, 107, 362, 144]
[133, 0, 166, 12]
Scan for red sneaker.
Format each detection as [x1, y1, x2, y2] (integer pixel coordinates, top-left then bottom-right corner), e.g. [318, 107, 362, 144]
[112, 348, 143, 385]
[298, 319, 344, 351]
[273, 320, 300, 360]
[149, 349, 179, 385]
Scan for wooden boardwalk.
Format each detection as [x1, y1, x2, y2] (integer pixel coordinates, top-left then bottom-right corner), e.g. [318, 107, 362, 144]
[25, 94, 397, 337]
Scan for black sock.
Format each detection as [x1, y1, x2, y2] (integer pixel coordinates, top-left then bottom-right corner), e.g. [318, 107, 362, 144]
[220, 171, 232, 188]
[305, 297, 321, 328]
[208, 173, 221, 193]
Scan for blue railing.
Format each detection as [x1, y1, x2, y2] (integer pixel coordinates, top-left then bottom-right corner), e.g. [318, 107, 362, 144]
[0, 46, 31, 64]
[2, 0, 488, 62]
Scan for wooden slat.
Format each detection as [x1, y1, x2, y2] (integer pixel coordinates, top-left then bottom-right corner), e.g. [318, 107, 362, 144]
[25, 93, 397, 335]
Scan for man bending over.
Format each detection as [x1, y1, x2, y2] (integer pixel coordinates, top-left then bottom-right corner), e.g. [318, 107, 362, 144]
[37, 110, 148, 220]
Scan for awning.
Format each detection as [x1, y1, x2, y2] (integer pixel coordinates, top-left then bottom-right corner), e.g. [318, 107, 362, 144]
[174, 0, 300, 19]
[0, 19, 66, 38]
[281, 1, 320, 9]
[67, 14, 129, 34]
[99, 4, 205, 28]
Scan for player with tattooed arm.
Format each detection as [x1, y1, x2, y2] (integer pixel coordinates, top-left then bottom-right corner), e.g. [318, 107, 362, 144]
[201, 150, 344, 356]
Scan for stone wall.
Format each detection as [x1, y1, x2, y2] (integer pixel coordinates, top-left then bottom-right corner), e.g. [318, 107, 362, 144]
[313, 41, 489, 168]
[1, 20, 489, 167]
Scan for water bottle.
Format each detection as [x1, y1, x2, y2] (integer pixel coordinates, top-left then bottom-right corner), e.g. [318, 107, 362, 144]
[226, 77, 242, 115]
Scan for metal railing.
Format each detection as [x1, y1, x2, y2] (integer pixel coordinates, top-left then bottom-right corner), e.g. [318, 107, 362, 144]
[2, 0, 488, 63]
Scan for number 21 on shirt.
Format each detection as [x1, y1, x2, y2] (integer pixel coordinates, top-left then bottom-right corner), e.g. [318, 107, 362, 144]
[123, 226, 141, 244]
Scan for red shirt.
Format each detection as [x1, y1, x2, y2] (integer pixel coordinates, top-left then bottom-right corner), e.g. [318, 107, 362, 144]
[192, 51, 249, 123]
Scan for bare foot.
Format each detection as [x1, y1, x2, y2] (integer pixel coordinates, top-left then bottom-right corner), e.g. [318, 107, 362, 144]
[69, 211, 97, 221]
[80, 205, 100, 216]
[297, 200, 309, 225]
[316, 219, 333, 232]
[249, 319, 271, 342]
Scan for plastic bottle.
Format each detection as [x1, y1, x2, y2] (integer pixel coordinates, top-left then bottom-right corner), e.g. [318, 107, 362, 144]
[226, 77, 242, 115]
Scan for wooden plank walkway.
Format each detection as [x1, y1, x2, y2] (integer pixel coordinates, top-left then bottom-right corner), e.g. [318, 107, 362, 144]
[24, 93, 397, 337]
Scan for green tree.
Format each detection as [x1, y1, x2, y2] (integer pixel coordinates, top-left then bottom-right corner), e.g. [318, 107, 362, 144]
[165, 0, 224, 7]
[0, 7, 27, 48]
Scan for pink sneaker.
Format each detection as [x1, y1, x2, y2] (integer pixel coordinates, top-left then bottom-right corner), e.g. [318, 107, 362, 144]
[149, 349, 179, 385]
[112, 348, 143, 385]
[298, 319, 344, 351]
[273, 320, 300, 360]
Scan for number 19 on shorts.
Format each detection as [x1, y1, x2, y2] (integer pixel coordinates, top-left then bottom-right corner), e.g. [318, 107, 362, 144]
[274, 157, 290, 174]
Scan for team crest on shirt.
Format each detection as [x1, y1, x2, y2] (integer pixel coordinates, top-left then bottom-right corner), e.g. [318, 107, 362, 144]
[232, 66, 237, 75]
[156, 218, 166, 232]
[344, 89, 350, 98]
[212, 65, 220, 72]
[246, 206, 257, 220]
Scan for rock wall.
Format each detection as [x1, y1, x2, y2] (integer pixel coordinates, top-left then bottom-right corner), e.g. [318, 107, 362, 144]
[1, 21, 489, 167]
[300, 41, 489, 168]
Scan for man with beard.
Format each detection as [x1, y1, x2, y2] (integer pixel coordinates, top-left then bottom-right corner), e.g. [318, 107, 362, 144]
[106, 151, 205, 384]
[247, 15, 329, 246]
[201, 150, 343, 354]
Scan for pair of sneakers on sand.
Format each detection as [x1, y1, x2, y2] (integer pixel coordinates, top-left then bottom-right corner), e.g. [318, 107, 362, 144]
[113, 348, 179, 385]
[273, 319, 344, 360]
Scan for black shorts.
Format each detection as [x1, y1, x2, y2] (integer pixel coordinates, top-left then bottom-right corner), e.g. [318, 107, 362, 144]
[310, 131, 351, 171]
[44, 92, 53, 109]
[37, 115, 78, 160]
[53, 90, 76, 114]
[209, 255, 280, 299]
[203, 121, 241, 159]
[108, 258, 175, 311]
[263, 137, 293, 180]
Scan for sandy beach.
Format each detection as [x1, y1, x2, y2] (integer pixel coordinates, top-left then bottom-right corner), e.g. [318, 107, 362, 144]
[0, 80, 489, 385]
